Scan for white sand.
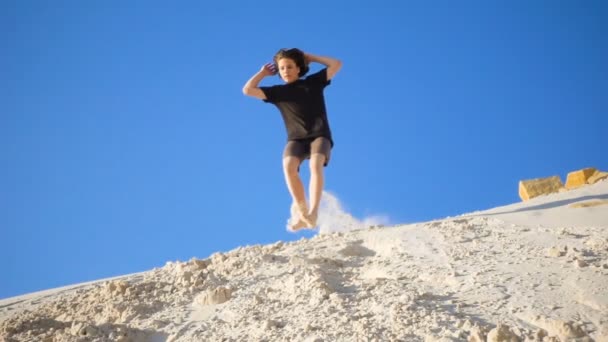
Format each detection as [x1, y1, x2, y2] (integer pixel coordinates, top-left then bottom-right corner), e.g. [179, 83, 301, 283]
[1, 181, 607, 341]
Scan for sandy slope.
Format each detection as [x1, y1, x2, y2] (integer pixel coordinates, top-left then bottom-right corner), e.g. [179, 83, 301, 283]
[1, 181, 607, 341]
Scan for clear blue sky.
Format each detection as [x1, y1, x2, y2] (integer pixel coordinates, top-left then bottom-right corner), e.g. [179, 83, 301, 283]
[1, 1, 606, 299]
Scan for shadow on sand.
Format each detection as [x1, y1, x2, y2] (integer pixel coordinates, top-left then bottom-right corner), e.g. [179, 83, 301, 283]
[472, 194, 608, 216]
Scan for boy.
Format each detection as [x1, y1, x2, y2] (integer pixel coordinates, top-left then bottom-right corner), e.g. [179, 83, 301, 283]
[242, 48, 342, 231]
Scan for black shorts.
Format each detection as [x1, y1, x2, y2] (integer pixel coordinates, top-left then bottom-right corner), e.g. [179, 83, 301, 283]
[283, 137, 332, 167]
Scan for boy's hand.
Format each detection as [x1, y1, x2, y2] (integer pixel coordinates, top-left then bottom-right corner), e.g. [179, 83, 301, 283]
[260, 63, 277, 76]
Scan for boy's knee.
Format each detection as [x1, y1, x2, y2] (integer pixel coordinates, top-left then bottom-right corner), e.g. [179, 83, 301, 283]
[309, 153, 326, 170]
[283, 156, 301, 174]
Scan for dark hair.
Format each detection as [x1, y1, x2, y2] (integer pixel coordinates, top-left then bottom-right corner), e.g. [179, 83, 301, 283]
[273, 48, 309, 77]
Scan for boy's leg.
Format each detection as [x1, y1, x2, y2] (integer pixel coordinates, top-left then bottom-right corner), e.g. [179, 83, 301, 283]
[305, 137, 332, 227]
[306, 153, 325, 227]
[283, 140, 312, 231]
[283, 156, 305, 202]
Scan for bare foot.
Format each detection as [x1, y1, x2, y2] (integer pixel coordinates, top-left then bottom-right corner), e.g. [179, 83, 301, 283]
[291, 201, 308, 221]
[287, 201, 311, 232]
[286, 218, 308, 232]
[303, 211, 318, 228]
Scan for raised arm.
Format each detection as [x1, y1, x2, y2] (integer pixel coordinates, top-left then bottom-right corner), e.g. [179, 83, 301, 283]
[304, 52, 342, 80]
[242, 63, 275, 100]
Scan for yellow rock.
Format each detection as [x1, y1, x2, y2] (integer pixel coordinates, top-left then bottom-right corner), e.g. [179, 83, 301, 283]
[565, 167, 597, 189]
[587, 170, 608, 185]
[519, 176, 564, 201]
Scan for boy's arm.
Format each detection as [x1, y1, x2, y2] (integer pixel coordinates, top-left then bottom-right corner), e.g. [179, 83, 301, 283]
[304, 53, 342, 80]
[242, 63, 275, 100]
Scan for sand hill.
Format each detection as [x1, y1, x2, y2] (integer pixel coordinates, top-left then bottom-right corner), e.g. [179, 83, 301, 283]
[1, 181, 607, 341]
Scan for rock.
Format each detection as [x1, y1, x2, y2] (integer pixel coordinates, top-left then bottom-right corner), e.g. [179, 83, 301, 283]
[468, 325, 489, 342]
[70, 322, 98, 337]
[518, 176, 563, 201]
[532, 316, 590, 340]
[534, 329, 548, 340]
[104, 280, 129, 296]
[547, 246, 567, 258]
[486, 324, 521, 342]
[194, 286, 232, 305]
[588, 170, 608, 184]
[565, 167, 598, 189]
[552, 320, 588, 339]
[190, 258, 208, 270]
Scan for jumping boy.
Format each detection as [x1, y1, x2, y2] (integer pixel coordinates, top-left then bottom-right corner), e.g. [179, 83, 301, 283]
[242, 48, 342, 231]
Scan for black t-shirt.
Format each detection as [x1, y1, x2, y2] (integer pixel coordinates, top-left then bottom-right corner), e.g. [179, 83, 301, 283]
[260, 68, 333, 146]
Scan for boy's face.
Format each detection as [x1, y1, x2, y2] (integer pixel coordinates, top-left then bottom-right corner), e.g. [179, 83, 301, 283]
[277, 58, 300, 84]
